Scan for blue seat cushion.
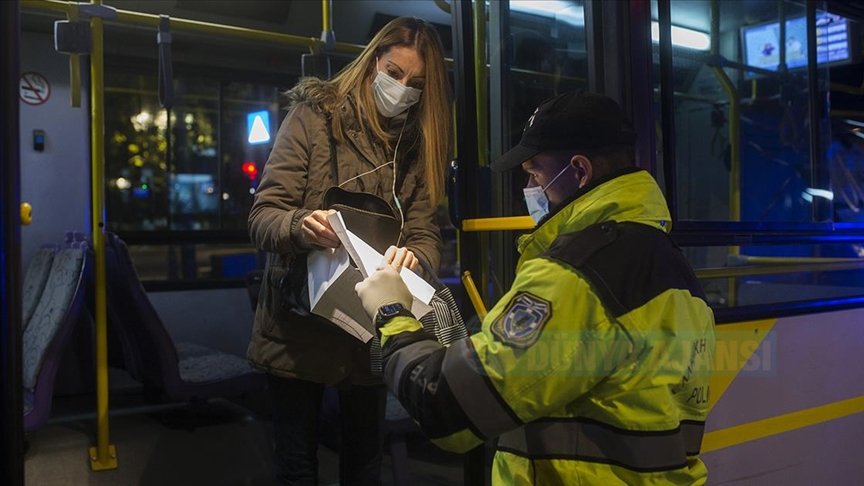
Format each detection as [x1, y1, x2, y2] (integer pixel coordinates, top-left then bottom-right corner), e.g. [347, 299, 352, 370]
[175, 341, 258, 384]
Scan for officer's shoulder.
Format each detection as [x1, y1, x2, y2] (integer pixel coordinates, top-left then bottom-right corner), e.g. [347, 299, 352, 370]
[543, 221, 673, 269]
[544, 221, 704, 317]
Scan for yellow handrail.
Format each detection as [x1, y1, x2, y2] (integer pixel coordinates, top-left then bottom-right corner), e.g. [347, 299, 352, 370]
[711, 67, 741, 224]
[21, 0, 365, 54]
[830, 82, 864, 96]
[732, 255, 863, 265]
[708, 0, 739, 305]
[67, 6, 80, 107]
[85, 0, 116, 472]
[461, 271, 488, 319]
[22, 0, 73, 14]
[321, 0, 331, 35]
[473, 0, 487, 168]
[462, 216, 534, 232]
[696, 258, 864, 279]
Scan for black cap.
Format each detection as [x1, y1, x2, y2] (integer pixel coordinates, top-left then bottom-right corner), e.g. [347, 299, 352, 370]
[491, 91, 636, 171]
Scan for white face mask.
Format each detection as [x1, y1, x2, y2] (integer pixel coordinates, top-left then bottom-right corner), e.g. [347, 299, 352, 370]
[523, 163, 572, 223]
[372, 70, 422, 118]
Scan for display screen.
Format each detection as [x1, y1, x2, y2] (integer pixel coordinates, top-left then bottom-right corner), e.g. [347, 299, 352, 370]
[170, 173, 218, 215]
[742, 13, 851, 75]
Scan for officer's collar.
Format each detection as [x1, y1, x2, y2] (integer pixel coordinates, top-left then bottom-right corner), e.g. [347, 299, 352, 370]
[536, 166, 643, 226]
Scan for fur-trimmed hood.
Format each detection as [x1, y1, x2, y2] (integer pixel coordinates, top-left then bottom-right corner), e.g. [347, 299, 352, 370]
[285, 76, 340, 115]
[285, 76, 414, 138]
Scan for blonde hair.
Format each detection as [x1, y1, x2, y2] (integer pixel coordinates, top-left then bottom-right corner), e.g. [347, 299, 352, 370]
[330, 17, 451, 203]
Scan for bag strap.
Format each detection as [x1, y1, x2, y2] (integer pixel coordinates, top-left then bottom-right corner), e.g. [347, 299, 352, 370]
[325, 114, 339, 186]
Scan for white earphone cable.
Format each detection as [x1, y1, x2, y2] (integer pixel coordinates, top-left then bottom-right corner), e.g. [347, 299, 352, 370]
[337, 161, 394, 188]
[336, 109, 410, 246]
[392, 115, 408, 246]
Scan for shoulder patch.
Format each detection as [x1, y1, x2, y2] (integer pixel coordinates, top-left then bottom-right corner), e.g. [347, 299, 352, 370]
[491, 292, 552, 349]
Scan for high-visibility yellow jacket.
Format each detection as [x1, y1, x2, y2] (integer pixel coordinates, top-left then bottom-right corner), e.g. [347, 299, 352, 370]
[380, 168, 716, 485]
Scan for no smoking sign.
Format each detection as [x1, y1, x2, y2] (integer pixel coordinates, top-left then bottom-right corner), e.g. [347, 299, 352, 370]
[19, 72, 51, 106]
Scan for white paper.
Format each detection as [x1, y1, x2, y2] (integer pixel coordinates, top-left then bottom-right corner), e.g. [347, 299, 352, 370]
[328, 212, 435, 316]
[307, 247, 374, 342]
[307, 246, 351, 308]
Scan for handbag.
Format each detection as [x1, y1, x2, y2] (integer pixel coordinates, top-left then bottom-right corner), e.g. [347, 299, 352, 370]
[323, 186, 401, 254]
[280, 114, 401, 314]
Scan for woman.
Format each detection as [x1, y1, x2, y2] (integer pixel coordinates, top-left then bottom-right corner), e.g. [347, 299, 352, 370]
[246, 17, 451, 485]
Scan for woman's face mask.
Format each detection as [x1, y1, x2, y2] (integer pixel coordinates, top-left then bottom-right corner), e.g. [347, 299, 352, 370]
[523, 163, 572, 223]
[372, 69, 422, 118]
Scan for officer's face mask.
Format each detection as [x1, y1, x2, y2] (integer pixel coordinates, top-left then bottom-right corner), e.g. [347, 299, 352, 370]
[372, 66, 422, 118]
[523, 163, 572, 223]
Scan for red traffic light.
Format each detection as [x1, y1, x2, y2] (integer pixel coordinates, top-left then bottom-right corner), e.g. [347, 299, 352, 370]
[242, 162, 258, 179]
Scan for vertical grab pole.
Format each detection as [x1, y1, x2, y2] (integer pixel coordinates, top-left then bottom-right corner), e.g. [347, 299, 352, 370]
[321, 0, 331, 34]
[709, 0, 740, 306]
[320, 0, 334, 51]
[657, 0, 677, 222]
[88, 0, 117, 471]
[68, 7, 81, 107]
[711, 66, 740, 306]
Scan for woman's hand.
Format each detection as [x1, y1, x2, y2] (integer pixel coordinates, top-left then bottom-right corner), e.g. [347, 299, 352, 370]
[383, 246, 419, 272]
[301, 210, 341, 248]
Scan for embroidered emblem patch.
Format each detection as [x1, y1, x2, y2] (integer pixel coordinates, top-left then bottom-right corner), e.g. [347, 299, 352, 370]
[491, 292, 551, 349]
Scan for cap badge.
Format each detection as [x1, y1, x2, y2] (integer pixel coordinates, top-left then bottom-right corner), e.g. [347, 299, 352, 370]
[527, 107, 539, 129]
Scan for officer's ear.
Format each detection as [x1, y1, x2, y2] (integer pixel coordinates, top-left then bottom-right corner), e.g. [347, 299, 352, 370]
[570, 155, 593, 189]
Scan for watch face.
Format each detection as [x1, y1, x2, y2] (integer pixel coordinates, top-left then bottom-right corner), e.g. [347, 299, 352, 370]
[380, 303, 405, 318]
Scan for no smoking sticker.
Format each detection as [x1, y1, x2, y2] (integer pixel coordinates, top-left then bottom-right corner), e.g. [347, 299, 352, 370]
[20, 72, 51, 106]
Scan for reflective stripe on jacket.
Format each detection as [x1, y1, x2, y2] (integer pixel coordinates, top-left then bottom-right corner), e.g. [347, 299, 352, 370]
[380, 168, 716, 484]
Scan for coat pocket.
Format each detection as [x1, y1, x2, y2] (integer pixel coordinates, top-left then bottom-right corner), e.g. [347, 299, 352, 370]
[260, 260, 311, 340]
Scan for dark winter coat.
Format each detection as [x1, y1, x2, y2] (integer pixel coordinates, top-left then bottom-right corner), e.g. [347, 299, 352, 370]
[246, 77, 442, 385]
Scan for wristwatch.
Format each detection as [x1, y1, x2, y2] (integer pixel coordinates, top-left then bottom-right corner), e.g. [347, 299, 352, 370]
[375, 302, 414, 328]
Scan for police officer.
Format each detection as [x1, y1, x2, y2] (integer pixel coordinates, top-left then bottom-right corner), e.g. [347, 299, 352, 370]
[355, 91, 716, 484]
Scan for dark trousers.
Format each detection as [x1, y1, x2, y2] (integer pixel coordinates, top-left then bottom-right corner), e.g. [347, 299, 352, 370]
[268, 374, 386, 486]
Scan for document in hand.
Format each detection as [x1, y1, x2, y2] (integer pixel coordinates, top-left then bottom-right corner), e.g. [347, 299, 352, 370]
[306, 212, 435, 343]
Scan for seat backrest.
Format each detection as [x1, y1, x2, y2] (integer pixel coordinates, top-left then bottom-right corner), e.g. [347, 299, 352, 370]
[22, 246, 87, 390]
[22, 242, 91, 432]
[104, 232, 181, 392]
[104, 233, 266, 403]
[22, 246, 57, 330]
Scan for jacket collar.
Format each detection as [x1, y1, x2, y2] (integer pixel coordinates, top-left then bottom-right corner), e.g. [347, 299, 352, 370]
[516, 168, 672, 264]
[338, 97, 392, 170]
[288, 78, 386, 169]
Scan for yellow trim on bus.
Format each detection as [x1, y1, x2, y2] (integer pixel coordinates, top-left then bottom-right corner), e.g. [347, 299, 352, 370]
[703, 395, 864, 453]
[708, 318, 777, 409]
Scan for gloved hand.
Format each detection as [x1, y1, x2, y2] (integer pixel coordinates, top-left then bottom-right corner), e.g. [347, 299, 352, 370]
[355, 265, 413, 322]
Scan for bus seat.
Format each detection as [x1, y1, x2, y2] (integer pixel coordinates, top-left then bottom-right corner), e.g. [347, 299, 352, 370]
[22, 242, 91, 432]
[104, 232, 265, 403]
[21, 246, 57, 331]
